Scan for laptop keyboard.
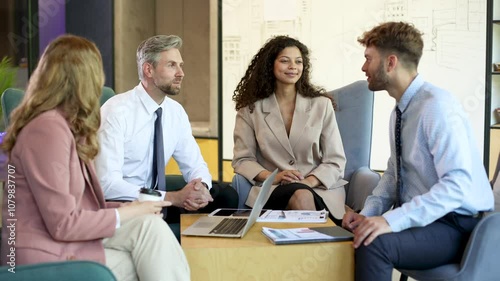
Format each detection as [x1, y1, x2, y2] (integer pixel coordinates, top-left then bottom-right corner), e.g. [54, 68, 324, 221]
[210, 218, 247, 235]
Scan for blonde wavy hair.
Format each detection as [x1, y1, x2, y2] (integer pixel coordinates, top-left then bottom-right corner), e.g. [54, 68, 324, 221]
[1, 34, 104, 162]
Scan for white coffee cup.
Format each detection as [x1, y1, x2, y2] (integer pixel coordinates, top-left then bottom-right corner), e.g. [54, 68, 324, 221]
[138, 188, 163, 202]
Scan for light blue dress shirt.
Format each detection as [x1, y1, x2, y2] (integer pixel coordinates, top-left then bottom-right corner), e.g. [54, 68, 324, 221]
[361, 75, 494, 232]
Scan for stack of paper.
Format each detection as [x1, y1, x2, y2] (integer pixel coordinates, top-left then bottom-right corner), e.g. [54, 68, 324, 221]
[257, 210, 328, 223]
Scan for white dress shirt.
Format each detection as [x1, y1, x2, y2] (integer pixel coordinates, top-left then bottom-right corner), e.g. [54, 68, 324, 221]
[361, 75, 494, 232]
[95, 83, 212, 200]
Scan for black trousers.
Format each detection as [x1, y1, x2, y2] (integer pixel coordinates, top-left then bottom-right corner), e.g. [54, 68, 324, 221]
[355, 212, 481, 281]
[164, 183, 239, 224]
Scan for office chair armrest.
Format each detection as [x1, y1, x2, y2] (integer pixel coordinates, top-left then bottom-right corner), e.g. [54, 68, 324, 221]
[345, 166, 380, 212]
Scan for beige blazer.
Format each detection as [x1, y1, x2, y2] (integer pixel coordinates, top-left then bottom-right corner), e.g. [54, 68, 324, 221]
[1, 110, 117, 266]
[232, 93, 347, 217]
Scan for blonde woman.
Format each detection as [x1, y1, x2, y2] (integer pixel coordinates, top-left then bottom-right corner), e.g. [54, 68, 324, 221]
[0, 35, 190, 281]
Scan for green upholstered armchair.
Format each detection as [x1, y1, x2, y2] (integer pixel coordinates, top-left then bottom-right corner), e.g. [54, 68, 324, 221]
[1, 87, 23, 128]
[165, 174, 187, 192]
[0, 261, 117, 281]
[165, 175, 187, 241]
[1, 86, 115, 128]
[101, 86, 115, 107]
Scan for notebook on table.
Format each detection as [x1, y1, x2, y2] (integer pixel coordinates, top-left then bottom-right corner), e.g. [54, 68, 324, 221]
[261, 226, 354, 245]
[181, 169, 278, 238]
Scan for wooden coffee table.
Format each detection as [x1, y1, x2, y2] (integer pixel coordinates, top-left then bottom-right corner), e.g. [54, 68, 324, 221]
[180, 214, 354, 281]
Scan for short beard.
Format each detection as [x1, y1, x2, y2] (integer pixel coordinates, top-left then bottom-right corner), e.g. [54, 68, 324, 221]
[155, 82, 180, 96]
[368, 61, 390, 91]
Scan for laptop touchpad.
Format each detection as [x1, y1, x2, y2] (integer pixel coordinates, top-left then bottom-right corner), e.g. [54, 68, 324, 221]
[192, 217, 221, 229]
[194, 221, 214, 228]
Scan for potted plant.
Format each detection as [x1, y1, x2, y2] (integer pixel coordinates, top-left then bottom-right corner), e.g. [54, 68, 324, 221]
[0, 56, 17, 131]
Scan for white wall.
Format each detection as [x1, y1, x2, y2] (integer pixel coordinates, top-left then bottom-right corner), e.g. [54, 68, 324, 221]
[222, 0, 487, 171]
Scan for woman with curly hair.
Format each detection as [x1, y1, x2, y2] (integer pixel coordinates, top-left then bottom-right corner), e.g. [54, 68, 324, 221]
[232, 35, 346, 221]
[0, 35, 189, 281]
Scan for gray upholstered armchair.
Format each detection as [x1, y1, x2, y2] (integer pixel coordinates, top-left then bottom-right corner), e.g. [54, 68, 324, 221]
[328, 80, 380, 212]
[232, 80, 380, 214]
[398, 154, 500, 281]
[398, 211, 500, 281]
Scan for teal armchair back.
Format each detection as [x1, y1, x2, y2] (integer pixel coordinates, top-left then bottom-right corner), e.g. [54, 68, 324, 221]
[165, 174, 186, 192]
[0, 261, 117, 281]
[1, 88, 24, 128]
[1, 86, 115, 128]
[164, 174, 187, 241]
[101, 86, 115, 106]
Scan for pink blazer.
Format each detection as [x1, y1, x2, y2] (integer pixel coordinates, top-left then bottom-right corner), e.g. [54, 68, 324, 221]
[1, 109, 118, 266]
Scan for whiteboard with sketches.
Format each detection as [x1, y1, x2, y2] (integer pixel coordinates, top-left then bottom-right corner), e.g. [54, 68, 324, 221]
[222, 0, 486, 171]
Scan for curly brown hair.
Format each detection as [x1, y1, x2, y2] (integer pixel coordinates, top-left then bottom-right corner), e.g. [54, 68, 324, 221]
[232, 35, 332, 112]
[1, 35, 104, 162]
[358, 21, 423, 69]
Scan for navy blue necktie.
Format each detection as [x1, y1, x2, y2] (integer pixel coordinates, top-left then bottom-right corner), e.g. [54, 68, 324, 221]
[152, 108, 166, 191]
[395, 107, 402, 207]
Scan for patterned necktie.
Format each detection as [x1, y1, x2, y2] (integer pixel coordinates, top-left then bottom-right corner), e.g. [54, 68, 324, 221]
[152, 108, 166, 191]
[395, 107, 402, 207]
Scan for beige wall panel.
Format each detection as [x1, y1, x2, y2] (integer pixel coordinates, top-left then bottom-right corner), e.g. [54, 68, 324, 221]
[156, 0, 188, 108]
[156, 0, 183, 37]
[114, 0, 155, 93]
[156, 0, 218, 137]
[490, 129, 500, 180]
[209, 0, 219, 136]
[179, 0, 210, 123]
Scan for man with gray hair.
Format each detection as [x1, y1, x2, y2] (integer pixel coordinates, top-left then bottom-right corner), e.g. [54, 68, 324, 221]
[95, 35, 238, 231]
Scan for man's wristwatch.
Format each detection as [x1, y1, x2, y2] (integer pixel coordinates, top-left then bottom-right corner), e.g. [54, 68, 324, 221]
[201, 182, 209, 189]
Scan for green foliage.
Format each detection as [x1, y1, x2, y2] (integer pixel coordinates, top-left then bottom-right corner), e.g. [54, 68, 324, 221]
[0, 57, 16, 94]
[0, 56, 17, 129]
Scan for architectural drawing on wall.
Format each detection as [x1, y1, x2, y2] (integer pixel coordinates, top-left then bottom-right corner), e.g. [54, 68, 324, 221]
[222, 0, 486, 170]
[222, 0, 315, 160]
[385, 0, 407, 21]
[384, 0, 485, 70]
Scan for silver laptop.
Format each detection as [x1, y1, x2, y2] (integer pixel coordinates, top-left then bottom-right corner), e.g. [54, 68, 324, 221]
[181, 169, 278, 238]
